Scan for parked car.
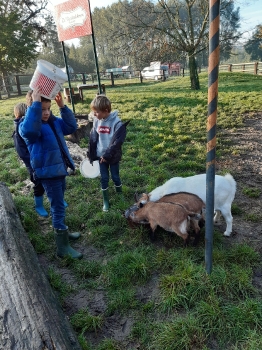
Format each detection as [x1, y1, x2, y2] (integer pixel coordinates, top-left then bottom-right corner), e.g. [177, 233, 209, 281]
[105, 67, 124, 78]
[141, 65, 168, 80]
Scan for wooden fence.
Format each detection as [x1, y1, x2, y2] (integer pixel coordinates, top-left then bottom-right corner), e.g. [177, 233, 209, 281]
[219, 62, 262, 74]
[0, 70, 168, 99]
[1, 62, 262, 99]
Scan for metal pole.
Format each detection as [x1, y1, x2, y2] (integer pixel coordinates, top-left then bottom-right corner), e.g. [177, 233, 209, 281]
[205, 0, 220, 274]
[61, 41, 75, 113]
[87, 1, 102, 94]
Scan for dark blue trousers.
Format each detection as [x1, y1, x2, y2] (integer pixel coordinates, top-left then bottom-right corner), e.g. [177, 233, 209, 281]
[41, 177, 67, 229]
[99, 161, 121, 190]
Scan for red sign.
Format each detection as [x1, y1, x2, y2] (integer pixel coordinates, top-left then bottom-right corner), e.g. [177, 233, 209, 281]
[54, 0, 92, 42]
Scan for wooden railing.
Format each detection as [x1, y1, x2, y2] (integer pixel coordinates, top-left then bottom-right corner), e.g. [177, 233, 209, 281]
[1, 62, 262, 99]
[219, 62, 262, 75]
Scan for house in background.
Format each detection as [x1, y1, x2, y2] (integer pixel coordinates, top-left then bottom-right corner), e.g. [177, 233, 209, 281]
[122, 65, 134, 77]
[61, 65, 74, 74]
[162, 62, 182, 76]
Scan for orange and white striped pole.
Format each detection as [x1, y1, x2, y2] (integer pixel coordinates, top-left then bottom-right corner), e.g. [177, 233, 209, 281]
[205, 0, 220, 274]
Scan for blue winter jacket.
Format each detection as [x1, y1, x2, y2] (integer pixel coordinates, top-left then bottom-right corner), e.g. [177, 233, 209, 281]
[19, 102, 77, 179]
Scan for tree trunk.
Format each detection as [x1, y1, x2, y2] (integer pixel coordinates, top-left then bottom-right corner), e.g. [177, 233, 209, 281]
[188, 54, 200, 90]
[0, 182, 81, 350]
[2, 74, 11, 98]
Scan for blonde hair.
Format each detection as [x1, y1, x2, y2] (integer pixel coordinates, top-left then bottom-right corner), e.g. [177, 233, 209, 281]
[90, 95, 111, 112]
[14, 103, 27, 119]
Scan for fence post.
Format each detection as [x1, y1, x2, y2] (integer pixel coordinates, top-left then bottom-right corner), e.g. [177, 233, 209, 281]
[182, 68, 185, 77]
[15, 75, 22, 96]
[82, 73, 86, 84]
[242, 64, 245, 72]
[110, 72, 115, 87]
[254, 62, 258, 75]
[228, 64, 232, 72]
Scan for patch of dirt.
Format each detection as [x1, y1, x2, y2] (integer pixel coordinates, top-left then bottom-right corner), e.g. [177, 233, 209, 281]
[216, 112, 262, 250]
[22, 112, 262, 348]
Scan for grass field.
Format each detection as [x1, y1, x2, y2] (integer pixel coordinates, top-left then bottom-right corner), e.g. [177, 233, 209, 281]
[1, 72, 262, 349]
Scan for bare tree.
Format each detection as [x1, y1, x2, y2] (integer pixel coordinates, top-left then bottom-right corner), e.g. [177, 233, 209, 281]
[107, 0, 240, 89]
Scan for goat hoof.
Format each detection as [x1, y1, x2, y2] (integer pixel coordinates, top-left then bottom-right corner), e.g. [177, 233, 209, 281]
[223, 232, 231, 237]
[193, 237, 200, 246]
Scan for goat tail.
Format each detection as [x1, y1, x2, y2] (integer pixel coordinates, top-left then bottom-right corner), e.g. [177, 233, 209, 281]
[188, 211, 202, 220]
[224, 173, 237, 200]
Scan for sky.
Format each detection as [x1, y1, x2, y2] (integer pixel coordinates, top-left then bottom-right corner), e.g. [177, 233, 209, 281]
[47, 0, 262, 44]
[47, 0, 116, 12]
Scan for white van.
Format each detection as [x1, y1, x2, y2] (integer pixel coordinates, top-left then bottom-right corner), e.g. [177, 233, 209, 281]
[141, 65, 168, 80]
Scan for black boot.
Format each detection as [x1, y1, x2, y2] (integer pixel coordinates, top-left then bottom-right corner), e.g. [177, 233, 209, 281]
[54, 228, 83, 259]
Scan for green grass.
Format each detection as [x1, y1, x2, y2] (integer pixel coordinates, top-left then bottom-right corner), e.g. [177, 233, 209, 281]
[242, 186, 261, 198]
[1, 72, 262, 349]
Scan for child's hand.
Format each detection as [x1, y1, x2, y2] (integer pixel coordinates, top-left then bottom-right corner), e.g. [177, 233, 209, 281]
[100, 157, 106, 163]
[32, 87, 42, 102]
[55, 92, 64, 108]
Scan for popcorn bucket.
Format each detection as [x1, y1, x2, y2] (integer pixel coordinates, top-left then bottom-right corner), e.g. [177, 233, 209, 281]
[29, 60, 68, 99]
[80, 159, 100, 178]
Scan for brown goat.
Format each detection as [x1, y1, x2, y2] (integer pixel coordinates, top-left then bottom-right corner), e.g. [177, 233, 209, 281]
[127, 192, 205, 245]
[128, 201, 201, 246]
[156, 192, 206, 245]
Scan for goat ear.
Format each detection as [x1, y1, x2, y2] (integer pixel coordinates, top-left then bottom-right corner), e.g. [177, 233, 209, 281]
[134, 192, 140, 202]
[142, 193, 149, 201]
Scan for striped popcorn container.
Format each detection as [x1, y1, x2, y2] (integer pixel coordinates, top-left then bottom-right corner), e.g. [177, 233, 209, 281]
[29, 60, 68, 100]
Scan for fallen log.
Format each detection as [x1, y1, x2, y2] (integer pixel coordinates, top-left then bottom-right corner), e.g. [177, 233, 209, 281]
[66, 118, 92, 143]
[0, 182, 81, 350]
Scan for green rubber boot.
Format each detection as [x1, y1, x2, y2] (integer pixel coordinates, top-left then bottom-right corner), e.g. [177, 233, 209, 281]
[54, 228, 83, 259]
[55, 226, 80, 240]
[102, 189, 109, 212]
[68, 232, 81, 240]
[115, 185, 122, 193]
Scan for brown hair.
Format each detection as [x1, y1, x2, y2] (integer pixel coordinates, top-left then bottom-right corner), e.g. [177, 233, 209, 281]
[41, 96, 51, 103]
[25, 89, 51, 105]
[14, 103, 27, 119]
[26, 90, 33, 106]
[90, 95, 111, 113]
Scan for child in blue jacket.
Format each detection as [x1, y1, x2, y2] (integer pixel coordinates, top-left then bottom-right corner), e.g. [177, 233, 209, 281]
[19, 86, 82, 259]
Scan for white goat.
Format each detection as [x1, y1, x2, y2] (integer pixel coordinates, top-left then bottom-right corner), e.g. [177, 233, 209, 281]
[137, 174, 236, 237]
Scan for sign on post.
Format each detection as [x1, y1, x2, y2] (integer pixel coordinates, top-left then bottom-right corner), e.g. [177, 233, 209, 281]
[54, 0, 92, 42]
[53, 0, 103, 98]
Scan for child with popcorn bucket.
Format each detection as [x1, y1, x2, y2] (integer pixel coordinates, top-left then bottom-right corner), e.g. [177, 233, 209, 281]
[19, 86, 83, 259]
